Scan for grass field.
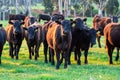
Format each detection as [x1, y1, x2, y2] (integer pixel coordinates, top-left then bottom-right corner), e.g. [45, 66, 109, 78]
[0, 19, 120, 80]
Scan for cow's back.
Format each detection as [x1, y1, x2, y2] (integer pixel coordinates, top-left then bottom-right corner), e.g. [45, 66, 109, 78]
[104, 23, 120, 47]
[0, 27, 7, 45]
[46, 22, 58, 49]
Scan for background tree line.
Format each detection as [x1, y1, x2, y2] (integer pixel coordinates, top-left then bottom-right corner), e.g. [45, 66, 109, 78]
[0, 0, 119, 20]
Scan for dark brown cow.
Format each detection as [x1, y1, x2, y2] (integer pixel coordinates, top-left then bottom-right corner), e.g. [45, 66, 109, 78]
[0, 24, 7, 64]
[93, 14, 111, 48]
[46, 20, 72, 69]
[38, 14, 51, 22]
[9, 14, 26, 21]
[104, 23, 120, 64]
[23, 22, 43, 60]
[52, 14, 64, 21]
[6, 20, 25, 59]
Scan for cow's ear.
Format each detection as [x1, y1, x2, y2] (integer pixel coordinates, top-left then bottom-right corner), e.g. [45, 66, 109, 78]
[55, 21, 61, 24]
[96, 18, 100, 22]
[20, 22, 24, 25]
[35, 27, 38, 30]
[23, 27, 28, 30]
[83, 18, 87, 22]
[0, 24, 2, 27]
[9, 21, 14, 25]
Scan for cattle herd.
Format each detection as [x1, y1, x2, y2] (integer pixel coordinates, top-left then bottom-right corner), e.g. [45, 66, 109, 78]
[0, 13, 119, 69]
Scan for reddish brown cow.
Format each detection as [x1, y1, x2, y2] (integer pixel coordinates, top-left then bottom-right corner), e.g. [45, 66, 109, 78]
[0, 24, 7, 64]
[104, 23, 120, 64]
[46, 20, 72, 69]
[6, 20, 25, 59]
[93, 14, 111, 48]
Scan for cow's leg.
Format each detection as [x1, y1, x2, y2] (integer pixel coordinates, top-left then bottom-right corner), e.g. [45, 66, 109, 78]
[9, 43, 14, 58]
[31, 46, 34, 56]
[77, 49, 81, 65]
[35, 43, 40, 60]
[68, 47, 72, 65]
[14, 45, 17, 59]
[50, 48, 54, 65]
[43, 41, 48, 63]
[74, 48, 77, 61]
[0, 46, 3, 64]
[15, 42, 22, 60]
[97, 35, 101, 48]
[115, 47, 119, 61]
[55, 50, 60, 69]
[84, 50, 88, 64]
[76, 48, 81, 65]
[60, 53, 64, 64]
[64, 51, 68, 69]
[26, 42, 32, 59]
[106, 40, 114, 64]
[49, 48, 51, 62]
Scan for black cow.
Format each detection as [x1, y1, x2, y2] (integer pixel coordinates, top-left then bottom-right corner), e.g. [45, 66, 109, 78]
[38, 14, 51, 22]
[9, 14, 26, 21]
[0, 24, 7, 64]
[23, 22, 43, 60]
[68, 18, 96, 65]
[6, 20, 25, 59]
[52, 14, 64, 21]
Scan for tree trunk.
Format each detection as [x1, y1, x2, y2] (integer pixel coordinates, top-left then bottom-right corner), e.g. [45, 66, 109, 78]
[58, 0, 62, 14]
[68, 0, 71, 16]
[64, 0, 68, 18]
[29, 0, 32, 16]
[3, 11, 5, 20]
[16, 0, 18, 14]
[74, 8, 76, 17]
[83, 4, 85, 17]
[98, 8, 102, 16]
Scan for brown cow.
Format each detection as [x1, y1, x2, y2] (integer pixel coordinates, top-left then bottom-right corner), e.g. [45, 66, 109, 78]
[23, 22, 43, 60]
[42, 15, 65, 63]
[6, 20, 25, 59]
[46, 20, 72, 69]
[0, 24, 7, 64]
[93, 14, 111, 48]
[104, 23, 120, 64]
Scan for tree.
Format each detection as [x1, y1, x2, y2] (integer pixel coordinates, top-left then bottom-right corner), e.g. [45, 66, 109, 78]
[72, 0, 80, 17]
[42, 0, 54, 15]
[106, 0, 119, 16]
[93, 0, 108, 16]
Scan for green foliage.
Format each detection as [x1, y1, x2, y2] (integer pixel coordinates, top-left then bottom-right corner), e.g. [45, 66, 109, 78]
[106, 0, 119, 15]
[42, 0, 54, 15]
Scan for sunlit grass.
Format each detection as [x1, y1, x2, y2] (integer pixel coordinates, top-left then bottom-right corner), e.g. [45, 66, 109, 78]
[0, 19, 120, 80]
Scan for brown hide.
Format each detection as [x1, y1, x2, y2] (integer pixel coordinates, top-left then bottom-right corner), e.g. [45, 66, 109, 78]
[104, 23, 120, 64]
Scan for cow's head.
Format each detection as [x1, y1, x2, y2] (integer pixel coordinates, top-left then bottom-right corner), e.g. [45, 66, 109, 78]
[29, 17, 36, 25]
[89, 28, 97, 47]
[9, 20, 24, 35]
[73, 18, 85, 30]
[23, 25, 38, 41]
[56, 20, 72, 37]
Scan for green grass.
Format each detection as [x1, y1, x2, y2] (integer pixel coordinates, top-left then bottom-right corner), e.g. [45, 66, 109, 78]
[0, 19, 120, 80]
